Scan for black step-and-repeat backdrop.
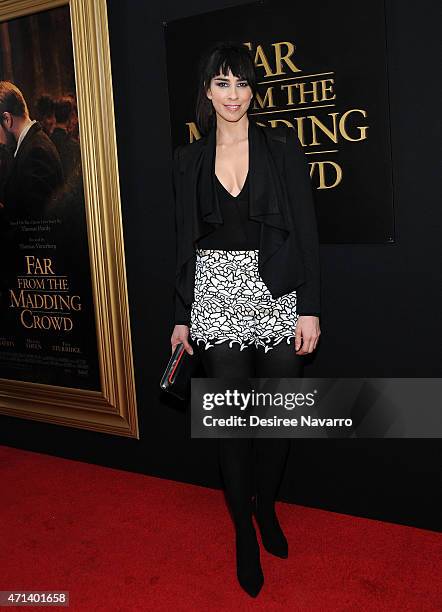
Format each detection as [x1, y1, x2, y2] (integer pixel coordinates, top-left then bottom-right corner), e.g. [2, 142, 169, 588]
[165, 0, 394, 244]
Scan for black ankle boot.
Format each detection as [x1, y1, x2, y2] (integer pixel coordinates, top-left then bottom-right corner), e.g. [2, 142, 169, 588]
[252, 495, 288, 558]
[235, 523, 264, 597]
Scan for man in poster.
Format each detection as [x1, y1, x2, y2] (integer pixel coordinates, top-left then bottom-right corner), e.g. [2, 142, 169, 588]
[0, 80, 63, 219]
[0, 81, 65, 354]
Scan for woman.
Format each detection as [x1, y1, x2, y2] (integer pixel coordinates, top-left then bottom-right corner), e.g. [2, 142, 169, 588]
[170, 41, 321, 597]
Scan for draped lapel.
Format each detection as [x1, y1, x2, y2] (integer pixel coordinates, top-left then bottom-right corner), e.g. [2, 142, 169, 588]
[195, 118, 291, 235]
[248, 119, 290, 231]
[197, 118, 220, 224]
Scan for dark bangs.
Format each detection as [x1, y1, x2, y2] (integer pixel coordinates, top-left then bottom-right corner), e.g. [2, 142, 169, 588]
[195, 41, 257, 135]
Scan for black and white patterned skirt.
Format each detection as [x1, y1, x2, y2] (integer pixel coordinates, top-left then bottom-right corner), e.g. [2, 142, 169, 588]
[190, 249, 298, 352]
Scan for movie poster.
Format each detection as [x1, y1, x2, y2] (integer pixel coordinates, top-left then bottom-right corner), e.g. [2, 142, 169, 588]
[0, 4, 100, 390]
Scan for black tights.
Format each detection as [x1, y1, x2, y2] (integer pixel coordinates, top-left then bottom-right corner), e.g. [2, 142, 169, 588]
[195, 339, 303, 531]
[196, 337, 303, 378]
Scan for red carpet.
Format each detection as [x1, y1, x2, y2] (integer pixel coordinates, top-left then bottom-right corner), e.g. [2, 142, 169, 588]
[0, 445, 441, 611]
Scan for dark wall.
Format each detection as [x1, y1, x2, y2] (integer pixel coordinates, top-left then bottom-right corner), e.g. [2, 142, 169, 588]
[1, 0, 441, 532]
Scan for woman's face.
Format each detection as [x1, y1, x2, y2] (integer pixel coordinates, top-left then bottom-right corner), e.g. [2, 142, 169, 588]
[206, 68, 253, 123]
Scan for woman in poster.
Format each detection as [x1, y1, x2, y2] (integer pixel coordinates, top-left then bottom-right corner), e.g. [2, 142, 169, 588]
[171, 41, 321, 597]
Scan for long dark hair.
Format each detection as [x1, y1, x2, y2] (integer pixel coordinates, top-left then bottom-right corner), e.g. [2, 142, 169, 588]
[195, 41, 257, 135]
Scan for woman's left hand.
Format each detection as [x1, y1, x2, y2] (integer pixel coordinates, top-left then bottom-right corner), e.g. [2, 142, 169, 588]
[294, 316, 321, 355]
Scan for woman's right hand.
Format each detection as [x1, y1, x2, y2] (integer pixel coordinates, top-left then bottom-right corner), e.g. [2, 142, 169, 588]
[171, 324, 194, 356]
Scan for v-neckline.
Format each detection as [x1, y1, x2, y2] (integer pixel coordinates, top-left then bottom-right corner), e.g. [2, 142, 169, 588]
[215, 171, 249, 199]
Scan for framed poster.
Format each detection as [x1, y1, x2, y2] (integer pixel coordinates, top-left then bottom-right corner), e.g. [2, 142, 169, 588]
[0, 0, 138, 438]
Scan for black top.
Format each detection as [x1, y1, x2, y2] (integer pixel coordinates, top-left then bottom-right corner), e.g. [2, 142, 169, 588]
[196, 172, 261, 250]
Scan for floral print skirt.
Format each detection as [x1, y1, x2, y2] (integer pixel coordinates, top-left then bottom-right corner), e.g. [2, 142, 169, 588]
[190, 249, 298, 352]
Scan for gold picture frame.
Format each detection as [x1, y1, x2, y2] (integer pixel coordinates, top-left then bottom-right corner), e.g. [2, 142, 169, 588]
[0, 0, 139, 438]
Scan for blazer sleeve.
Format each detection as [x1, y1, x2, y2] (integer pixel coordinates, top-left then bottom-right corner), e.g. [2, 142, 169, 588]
[172, 145, 192, 326]
[283, 128, 321, 316]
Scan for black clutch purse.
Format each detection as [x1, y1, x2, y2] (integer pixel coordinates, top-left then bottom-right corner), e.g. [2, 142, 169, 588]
[160, 337, 199, 400]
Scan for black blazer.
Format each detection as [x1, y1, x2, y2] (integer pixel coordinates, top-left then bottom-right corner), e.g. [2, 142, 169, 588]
[3, 121, 63, 218]
[172, 118, 321, 325]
